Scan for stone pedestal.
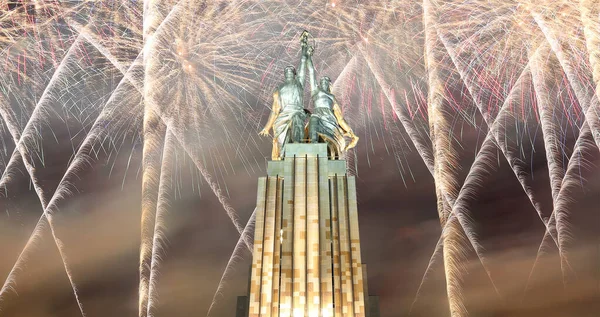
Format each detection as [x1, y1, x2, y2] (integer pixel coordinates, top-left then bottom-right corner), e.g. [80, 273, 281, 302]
[242, 143, 377, 317]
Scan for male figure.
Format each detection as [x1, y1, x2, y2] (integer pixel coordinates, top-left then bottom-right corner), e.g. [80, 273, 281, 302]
[259, 33, 310, 160]
[305, 47, 358, 157]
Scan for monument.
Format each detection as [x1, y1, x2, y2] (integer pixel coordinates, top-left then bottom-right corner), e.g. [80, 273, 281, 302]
[238, 31, 379, 317]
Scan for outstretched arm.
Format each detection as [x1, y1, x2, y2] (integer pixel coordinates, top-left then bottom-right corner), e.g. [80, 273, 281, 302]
[332, 100, 351, 134]
[333, 100, 359, 150]
[306, 53, 318, 95]
[260, 91, 281, 136]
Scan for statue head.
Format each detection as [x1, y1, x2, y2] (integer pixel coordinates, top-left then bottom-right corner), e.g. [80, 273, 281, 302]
[284, 66, 296, 81]
[320, 76, 331, 92]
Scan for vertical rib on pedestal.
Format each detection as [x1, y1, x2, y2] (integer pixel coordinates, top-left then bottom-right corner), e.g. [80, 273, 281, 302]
[280, 157, 294, 317]
[271, 178, 283, 317]
[319, 156, 333, 317]
[293, 156, 307, 317]
[260, 177, 278, 317]
[307, 157, 320, 316]
[347, 177, 366, 317]
[329, 177, 342, 317]
[336, 176, 355, 317]
[249, 178, 268, 317]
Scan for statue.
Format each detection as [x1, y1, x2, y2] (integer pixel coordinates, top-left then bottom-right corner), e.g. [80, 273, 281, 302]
[259, 31, 310, 160]
[305, 44, 358, 158]
[259, 30, 358, 159]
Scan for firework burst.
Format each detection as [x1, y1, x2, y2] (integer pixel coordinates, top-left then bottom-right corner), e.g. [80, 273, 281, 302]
[0, 1, 599, 317]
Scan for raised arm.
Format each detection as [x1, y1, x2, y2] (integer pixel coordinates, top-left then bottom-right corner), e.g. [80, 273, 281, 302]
[306, 53, 318, 95]
[296, 45, 308, 87]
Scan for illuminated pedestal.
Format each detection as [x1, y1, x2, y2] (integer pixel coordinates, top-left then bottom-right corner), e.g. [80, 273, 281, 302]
[238, 143, 379, 317]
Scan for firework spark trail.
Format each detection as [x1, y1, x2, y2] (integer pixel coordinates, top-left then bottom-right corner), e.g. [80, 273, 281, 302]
[439, 22, 597, 290]
[409, 136, 503, 313]
[0, 45, 143, 313]
[531, 9, 600, 150]
[441, 5, 600, 281]
[0, 34, 83, 188]
[146, 129, 175, 317]
[66, 1, 254, 256]
[67, 0, 188, 97]
[138, 1, 214, 314]
[331, 55, 358, 94]
[0, 93, 25, 196]
[409, 231, 443, 314]
[0, 88, 69, 309]
[174, 40, 252, 249]
[358, 47, 434, 176]
[206, 208, 256, 317]
[363, 38, 501, 288]
[524, 123, 595, 295]
[437, 135, 502, 300]
[424, 0, 466, 315]
[142, 81, 254, 253]
[580, 0, 600, 147]
[420, 128, 517, 307]
[423, 0, 459, 212]
[529, 45, 570, 282]
[361, 45, 475, 227]
[70, 16, 253, 257]
[549, 127, 596, 249]
[0, 34, 89, 316]
[155, 27, 254, 252]
[139, 113, 165, 317]
[528, 11, 600, 282]
[44, 223, 87, 316]
[408, 47, 537, 308]
[68, 21, 140, 90]
[139, 0, 167, 314]
[0, 84, 49, 209]
[0, 103, 89, 314]
[361, 32, 475, 315]
[167, 116, 253, 251]
[330, 54, 362, 174]
[0, 150, 23, 195]
[0, 215, 48, 310]
[437, 34, 562, 250]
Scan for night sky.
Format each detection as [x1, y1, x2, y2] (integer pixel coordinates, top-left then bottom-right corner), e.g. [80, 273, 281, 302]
[1, 109, 599, 317]
[1, 1, 600, 317]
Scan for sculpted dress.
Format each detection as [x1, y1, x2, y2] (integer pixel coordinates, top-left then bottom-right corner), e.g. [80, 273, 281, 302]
[273, 82, 307, 149]
[306, 54, 356, 158]
[261, 52, 308, 159]
[308, 90, 346, 156]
